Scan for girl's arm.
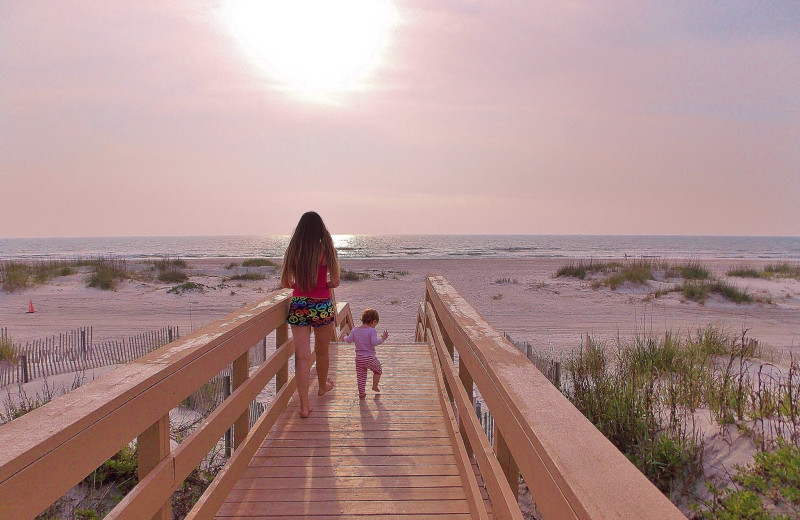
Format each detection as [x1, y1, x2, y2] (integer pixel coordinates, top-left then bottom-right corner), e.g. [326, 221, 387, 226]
[343, 331, 355, 343]
[327, 265, 340, 289]
[280, 263, 292, 289]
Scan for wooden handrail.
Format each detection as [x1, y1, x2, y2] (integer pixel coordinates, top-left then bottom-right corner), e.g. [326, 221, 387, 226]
[0, 288, 355, 519]
[421, 275, 687, 520]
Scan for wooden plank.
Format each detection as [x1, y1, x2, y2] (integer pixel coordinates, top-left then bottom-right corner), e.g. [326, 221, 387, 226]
[242, 464, 460, 478]
[225, 487, 467, 502]
[232, 475, 464, 490]
[248, 455, 458, 467]
[257, 446, 455, 457]
[217, 500, 471, 516]
[262, 437, 453, 448]
[215, 515, 472, 520]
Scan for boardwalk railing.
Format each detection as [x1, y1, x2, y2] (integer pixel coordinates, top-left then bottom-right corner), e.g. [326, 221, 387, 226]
[0, 288, 354, 520]
[417, 275, 686, 520]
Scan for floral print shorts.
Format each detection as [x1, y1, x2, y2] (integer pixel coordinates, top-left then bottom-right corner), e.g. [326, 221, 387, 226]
[286, 296, 334, 328]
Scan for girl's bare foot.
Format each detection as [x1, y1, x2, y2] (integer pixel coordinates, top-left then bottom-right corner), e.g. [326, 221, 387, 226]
[359, 393, 366, 399]
[299, 406, 313, 418]
[372, 385, 380, 392]
[318, 379, 335, 396]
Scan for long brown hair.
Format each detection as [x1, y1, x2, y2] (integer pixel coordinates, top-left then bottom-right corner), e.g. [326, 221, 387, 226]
[281, 211, 339, 293]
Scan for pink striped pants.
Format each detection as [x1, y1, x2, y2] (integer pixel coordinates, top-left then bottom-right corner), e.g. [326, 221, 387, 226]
[355, 355, 382, 395]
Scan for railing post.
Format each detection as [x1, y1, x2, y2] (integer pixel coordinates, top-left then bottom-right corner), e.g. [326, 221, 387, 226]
[232, 350, 249, 450]
[458, 360, 474, 457]
[494, 426, 520, 500]
[138, 414, 172, 520]
[276, 323, 289, 392]
[223, 375, 232, 457]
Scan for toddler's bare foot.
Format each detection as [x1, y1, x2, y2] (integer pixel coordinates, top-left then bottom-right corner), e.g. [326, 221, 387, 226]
[318, 379, 335, 396]
[372, 385, 380, 392]
[359, 393, 366, 399]
[299, 406, 313, 418]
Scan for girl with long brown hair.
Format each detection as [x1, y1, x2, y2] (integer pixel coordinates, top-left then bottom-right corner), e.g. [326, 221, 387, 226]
[280, 211, 340, 418]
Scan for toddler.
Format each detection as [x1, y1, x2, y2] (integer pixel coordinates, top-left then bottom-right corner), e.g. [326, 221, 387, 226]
[344, 308, 388, 398]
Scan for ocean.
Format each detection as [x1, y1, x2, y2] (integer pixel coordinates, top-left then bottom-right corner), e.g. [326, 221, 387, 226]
[1, 235, 799, 261]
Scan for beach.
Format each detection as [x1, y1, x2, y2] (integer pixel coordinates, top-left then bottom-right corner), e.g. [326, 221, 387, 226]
[2, 257, 798, 357]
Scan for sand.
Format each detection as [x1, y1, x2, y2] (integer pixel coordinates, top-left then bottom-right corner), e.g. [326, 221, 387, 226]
[2, 257, 797, 356]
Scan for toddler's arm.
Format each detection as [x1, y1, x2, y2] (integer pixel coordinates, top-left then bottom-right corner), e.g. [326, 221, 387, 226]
[343, 331, 355, 343]
[371, 328, 388, 346]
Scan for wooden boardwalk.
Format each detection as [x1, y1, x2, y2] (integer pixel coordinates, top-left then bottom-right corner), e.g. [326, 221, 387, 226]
[214, 342, 474, 519]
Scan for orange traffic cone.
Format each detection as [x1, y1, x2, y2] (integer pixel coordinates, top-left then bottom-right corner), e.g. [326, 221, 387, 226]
[27, 300, 35, 313]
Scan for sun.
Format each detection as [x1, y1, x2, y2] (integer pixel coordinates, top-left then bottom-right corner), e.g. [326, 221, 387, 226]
[226, 0, 397, 95]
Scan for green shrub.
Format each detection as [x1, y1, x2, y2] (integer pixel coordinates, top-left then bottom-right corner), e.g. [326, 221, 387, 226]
[84, 444, 138, 496]
[0, 336, 16, 362]
[0, 262, 31, 292]
[241, 258, 277, 267]
[695, 441, 800, 519]
[75, 509, 101, 520]
[158, 270, 189, 283]
[168, 282, 207, 294]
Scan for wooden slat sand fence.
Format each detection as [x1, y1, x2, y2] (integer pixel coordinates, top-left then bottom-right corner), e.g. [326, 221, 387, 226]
[0, 326, 179, 387]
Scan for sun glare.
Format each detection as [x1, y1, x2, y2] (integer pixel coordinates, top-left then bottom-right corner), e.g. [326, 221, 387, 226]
[227, 0, 397, 96]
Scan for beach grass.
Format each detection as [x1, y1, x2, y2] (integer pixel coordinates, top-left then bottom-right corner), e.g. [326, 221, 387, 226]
[727, 262, 800, 280]
[227, 272, 266, 281]
[665, 260, 711, 280]
[151, 257, 187, 270]
[341, 269, 370, 281]
[494, 277, 518, 284]
[87, 258, 130, 290]
[564, 326, 800, 502]
[241, 258, 278, 268]
[682, 280, 755, 304]
[556, 260, 623, 279]
[0, 336, 16, 362]
[0, 259, 87, 292]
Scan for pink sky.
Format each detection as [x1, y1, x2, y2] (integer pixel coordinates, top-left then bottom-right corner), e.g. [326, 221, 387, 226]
[1, 1, 798, 238]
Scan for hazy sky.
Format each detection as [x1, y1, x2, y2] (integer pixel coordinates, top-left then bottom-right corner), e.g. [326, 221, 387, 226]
[1, 1, 798, 238]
